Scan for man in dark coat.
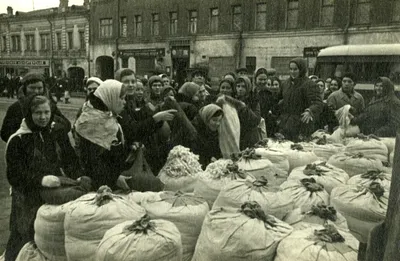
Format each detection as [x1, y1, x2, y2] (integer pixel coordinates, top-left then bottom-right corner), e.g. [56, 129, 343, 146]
[277, 58, 323, 141]
[352, 77, 400, 137]
[0, 73, 71, 142]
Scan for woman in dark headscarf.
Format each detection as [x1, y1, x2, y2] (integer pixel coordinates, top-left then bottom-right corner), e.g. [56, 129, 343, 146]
[5, 95, 80, 261]
[278, 58, 323, 141]
[191, 104, 224, 168]
[254, 67, 282, 136]
[351, 77, 400, 137]
[234, 76, 262, 149]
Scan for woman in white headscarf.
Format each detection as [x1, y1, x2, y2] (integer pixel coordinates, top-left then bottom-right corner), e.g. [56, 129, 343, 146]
[74, 79, 131, 190]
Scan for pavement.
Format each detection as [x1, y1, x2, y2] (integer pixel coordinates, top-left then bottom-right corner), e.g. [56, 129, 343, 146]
[0, 97, 85, 254]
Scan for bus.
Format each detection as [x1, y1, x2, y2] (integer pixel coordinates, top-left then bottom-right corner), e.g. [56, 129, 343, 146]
[314, 44, 400, 103]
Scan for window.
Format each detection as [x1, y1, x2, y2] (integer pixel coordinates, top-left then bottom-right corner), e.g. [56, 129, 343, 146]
[246, 56, 257, 75]
[1, 36, 6, 51]
[11, 35, 21, 51]
[134, 15, 142, 37]
[256, 3, 267, 30]
[320, 0, 334, 26]
[393, 0, 400, 22]
[210, 8, 219, 33]
[152, 13, 159, 36]
[56, 32, 62, 50]
[99, 18, 113, 38]
[26, 34, 35, 51]
[170, 12, 178, 35]
[232, 5, 242, 31]
[120, 16, 127, 37]
[68, 32, 73, 49]
[79, 31, 85, 50]
[40, 34, 50, 50]
[189, 10, 197, 34]
[355, 0, 370, 24]
[287, 0, 299, 29]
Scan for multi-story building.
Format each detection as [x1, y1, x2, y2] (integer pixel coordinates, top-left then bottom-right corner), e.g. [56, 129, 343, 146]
[0, 0, 90, 87]
[90, 0, 400, 84]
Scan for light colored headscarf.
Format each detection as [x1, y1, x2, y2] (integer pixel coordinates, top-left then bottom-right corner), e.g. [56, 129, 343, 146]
[199, 104, 223, 125]
[93, 79, 124, 115]
[75, 80, 124, 150]
[86, 77, 103, 87]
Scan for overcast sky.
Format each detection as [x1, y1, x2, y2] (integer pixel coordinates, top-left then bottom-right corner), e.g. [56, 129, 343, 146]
[0, 0, 84, 13]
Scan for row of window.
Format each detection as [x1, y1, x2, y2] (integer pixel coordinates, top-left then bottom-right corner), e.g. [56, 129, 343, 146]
[99, 0, 400, 38]
[1, 31, 85, 52]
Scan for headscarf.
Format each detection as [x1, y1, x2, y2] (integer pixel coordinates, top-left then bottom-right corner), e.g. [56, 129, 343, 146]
[218, 78, 236, 96]
[178, 82, 200, 99]
[93, 79, 124, 115]
[236, 76, 252, 95]
[23, 95, 55, 132]
[161, 86, 176, 99]
[86, 77, 103, 87]
[199, 104, 223, 125]
[114, 68, 135, 82]
[255, 68, 268, 80]
[148, 75, 163, 88]
[376, 77, 395, 97]
[289, 58, 308, 78]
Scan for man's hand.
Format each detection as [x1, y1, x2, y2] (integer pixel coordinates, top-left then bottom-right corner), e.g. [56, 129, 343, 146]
[116, 175, 132, 191]
[301, 110, 313, 124]
[153, 109, 177, 122]
[42, 175, 61, 188]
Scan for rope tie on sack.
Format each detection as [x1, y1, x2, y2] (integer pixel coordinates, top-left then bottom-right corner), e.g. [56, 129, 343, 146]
[125, 214, 155, 235]
[314, 224, 345, 243]
[94, 185, 114, 206]
[356, 133, 381, 141]
[224, 162, 247, 180]
[368, 182, 385, 199]
[291, 143, 304, 151]
[315, 135, 328, 145]
[240, 201, 276, 228]
[159, 191, 204, 207]
[274, 133, 286, 143]
[240, 148, 262, 161]
[244, 176, 269, 193]
[300, 178, 325, 192]
[303, 162, 329, 176]
[254, 139, 269, 148]
[361, 170, 386, 181]
[341, 152, 364, 160]
[308, 203, 338, 222]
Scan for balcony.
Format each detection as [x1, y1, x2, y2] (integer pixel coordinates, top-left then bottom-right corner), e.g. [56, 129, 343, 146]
[24, 51, 37, 57]
[68, 49, 86, 58]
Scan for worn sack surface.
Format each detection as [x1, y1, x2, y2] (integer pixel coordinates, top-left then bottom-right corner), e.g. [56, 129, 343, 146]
[192, 203, 293, 261]
[213, 177, 294, 220]
[279, 178, 330, 211]
[327, 152, 384, 177]
[219, 103, 241, 159]
[275, 225, 359, 261]
[64, 188, 146, 261]
[141, 191, 209, 261]
[331, 183, 388, 243]
[345, 138, 388, 163]
[15, 242, 48, 261]
[283, 204, 348, 231]
[288, 161, 349, 194]
[34, 203, 73, 260]
[96, 217, 183, 261]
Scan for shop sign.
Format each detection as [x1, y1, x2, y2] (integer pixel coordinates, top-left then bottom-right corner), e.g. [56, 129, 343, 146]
[303, 47, 327, 58]
[171, 46, 190, 58]
[120, 48, 165, 58]
[0, 59, 50, 66]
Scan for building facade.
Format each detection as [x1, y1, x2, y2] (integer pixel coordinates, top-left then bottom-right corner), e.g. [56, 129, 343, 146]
[0, 0, 90, 88]
[90, 0, 400, 84]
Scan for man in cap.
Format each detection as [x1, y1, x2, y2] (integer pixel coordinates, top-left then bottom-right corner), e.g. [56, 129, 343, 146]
[236, 67, 248, 77]
[0, 72, 71, 142]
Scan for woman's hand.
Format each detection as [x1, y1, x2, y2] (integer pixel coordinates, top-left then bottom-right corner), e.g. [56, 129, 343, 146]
[41, 175, 61, 188]
[153, 109, 177, 122]
[301, 110, 313, 124]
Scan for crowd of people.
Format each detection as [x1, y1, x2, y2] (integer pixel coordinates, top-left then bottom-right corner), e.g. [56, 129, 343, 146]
[2, 57, 400, 260]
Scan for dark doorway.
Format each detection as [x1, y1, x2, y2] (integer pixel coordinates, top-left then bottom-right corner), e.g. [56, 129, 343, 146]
[172, 58, 189, 87]
[95, 56, 114, 80]
[67, 66, 85, 91]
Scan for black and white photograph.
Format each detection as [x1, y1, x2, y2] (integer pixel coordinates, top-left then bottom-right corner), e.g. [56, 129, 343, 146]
[0, 0, 399, 260]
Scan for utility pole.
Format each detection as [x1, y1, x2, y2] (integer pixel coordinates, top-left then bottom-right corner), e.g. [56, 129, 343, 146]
[115, 0, 120, 71]
[32, 0, 35, 10]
